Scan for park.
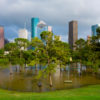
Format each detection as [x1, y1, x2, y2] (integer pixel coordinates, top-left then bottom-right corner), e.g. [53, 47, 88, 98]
[0, 29, 100, 99]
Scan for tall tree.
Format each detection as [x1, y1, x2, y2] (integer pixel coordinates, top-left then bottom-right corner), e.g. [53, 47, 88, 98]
[15, 38, 29, 71]
[5, 43, 18, 74]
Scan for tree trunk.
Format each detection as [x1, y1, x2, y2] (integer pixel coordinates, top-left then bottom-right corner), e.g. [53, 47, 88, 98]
[60, 64, 62, 77]
[39, 64, 42, 70]
[49, 73, 53, 87]
[35, 64, 38, 71]
[15, 66, 17, 72]
[80, 62, 82, 75]
[35, 64, 38, 75]
[19, 66, 23, 72]
[9, 63, 13, 75]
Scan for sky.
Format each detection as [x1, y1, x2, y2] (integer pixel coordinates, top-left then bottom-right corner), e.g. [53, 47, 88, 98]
[0, 0, 100, 42]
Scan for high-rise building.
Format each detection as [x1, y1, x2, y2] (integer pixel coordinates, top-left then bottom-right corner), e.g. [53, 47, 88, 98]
[68, 21, 78, 50]
[48, 26, 52, 32]
[87, 35, 91, 45]
[31, 17, 52, 39]
[4, 39, 9, 45]
[0, 26, 4, 49]
[31, 18, 39, 39]
[37, 21, 48, 39]
[19, 29, 28, 39]
[91, 24, 100, 36]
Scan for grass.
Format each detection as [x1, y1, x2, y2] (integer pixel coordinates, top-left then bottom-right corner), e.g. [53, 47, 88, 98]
[0, 85, 100, 100]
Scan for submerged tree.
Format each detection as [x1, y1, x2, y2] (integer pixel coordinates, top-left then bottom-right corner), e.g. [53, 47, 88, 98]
[39, 31, 71, 86]
[15, 38, 29, 72]
[5, 43, 18, 74]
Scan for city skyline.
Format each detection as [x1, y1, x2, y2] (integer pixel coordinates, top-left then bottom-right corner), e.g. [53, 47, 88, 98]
[0, 0, 100, 42]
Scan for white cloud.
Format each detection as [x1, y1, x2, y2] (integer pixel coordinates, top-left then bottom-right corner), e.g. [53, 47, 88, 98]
[0, 0, 100, 40]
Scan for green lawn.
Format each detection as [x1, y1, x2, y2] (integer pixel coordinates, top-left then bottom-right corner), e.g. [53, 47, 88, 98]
[0, 85, 100, 100]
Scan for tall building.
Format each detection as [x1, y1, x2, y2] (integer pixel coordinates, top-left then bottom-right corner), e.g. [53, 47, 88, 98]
[91, 24, 100, 36]
[37, 21, 48, 39]
[4, 39, 9, 45]
[87, 35, 91, 45]
[48, 26, 52, 32]
[68, 21, 78, 50]
[0, 26, 4, 49]
[31, 17, 52, 39]
[31, 18, 39, 39]
[19, 29, 28, 39]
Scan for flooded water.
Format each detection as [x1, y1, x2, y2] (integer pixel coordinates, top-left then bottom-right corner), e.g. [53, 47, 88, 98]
[0, 64, 100, 92]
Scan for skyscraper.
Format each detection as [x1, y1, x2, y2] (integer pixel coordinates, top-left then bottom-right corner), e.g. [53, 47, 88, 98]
[91, 24, 100, 36]
[37, 21, 48, 39]
[19, 29, 28, 39]
[31, 18, 52, 40]
[48, 26, 52, 32]
[87, 35, 91, 45]
[68, 21, 78, 50]
[0, 26, 4, 49]
[31, 18, 39, 39]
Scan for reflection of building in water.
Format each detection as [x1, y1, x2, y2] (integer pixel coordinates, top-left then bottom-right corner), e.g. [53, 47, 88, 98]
[77, 63, 81, 75]
[54, 65, 60, 78]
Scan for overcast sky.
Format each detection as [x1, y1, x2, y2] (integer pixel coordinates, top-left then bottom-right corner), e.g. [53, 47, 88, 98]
[0, 0, 100, 42]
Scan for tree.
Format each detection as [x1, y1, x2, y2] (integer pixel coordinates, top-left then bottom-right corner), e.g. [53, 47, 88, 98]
[29, 37, 45, 72]
[54, 37, 71, 75]
[40, 31, 71, 86]
[0, 49, 9, 69]
[5, 43, 18, 74]
[15, 38, 29, 71]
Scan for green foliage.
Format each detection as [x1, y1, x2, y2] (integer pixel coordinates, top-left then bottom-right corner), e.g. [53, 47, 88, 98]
[0, 58, 9, 67]
[73, 35, 100, 72]
[15, 38, 29, 50]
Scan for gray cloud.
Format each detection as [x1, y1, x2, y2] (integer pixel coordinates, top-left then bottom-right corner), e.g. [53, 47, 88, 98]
[0, 0, 100, 41]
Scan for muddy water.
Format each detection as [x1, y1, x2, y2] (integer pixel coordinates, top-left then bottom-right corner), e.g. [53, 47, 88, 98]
[0, 65, 100, 92]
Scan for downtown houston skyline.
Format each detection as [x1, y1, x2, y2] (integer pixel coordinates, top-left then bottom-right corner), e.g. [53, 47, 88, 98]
[0, 0, 100, 42]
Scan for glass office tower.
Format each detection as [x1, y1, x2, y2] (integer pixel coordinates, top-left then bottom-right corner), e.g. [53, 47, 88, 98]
[31, 18, 52, 39]
[91, 24, 100, 36]
[31, 18, 39, 38]
[37, 21, 48, 39]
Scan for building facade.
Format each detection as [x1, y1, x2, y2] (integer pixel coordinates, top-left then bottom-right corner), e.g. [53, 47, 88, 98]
[19, 29, 28, 39]
[48, 26, 52, 32]
[68, 21, 78, 50]
[31, 17, 52, 39]
[31, 18, 40, 39]
[91, 24, 100, 36]
[87, 35, 91, 45]
[4, 39, 9, 45]
[0, 26, 4, 49]
[37, 21, 48, 39]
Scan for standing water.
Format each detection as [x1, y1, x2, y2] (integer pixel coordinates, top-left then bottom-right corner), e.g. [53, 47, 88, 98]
[0, 64, 100, 92]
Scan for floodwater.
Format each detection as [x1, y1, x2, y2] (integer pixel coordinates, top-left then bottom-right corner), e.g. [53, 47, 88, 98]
[0, 64, 100, 92]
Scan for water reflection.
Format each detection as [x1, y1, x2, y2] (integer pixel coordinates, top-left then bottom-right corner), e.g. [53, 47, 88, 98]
[0, 64, 100, 92]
